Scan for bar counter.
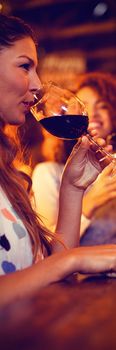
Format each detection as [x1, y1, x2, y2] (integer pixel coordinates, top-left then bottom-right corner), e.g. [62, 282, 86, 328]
[0, 274, 116, 350]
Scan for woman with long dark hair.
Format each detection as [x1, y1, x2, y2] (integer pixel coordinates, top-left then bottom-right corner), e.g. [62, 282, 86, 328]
[0, 13, 116, 306]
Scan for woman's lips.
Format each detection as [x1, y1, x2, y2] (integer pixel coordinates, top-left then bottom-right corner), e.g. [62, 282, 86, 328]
[89, 121, 103, 129]
[22, 101, 34, 112]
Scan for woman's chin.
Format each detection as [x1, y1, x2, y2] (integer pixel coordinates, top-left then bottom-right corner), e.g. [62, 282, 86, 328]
[10, 113, 26, 125]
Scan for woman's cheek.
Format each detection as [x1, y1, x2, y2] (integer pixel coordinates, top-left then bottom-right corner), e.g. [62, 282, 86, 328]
[16, 74, 29, 96]
[102, 111, 112, 128]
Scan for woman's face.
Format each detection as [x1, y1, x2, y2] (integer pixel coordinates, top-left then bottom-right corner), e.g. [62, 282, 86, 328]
[77, 86, 112, 139]
[0, 37, 41, 125]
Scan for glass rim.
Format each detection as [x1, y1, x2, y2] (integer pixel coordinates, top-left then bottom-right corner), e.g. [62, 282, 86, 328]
[30, 81, 87, 117]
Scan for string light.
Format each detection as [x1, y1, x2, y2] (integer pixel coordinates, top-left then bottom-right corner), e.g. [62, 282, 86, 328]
[93, 2, 108, 16]
[0, 3, 3, 11]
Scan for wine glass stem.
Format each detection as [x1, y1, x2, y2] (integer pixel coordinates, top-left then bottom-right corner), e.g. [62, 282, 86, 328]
[86, 133, 116, 164]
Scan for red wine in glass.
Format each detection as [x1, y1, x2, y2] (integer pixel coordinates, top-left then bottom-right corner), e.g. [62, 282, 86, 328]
[39, 114, 89, 140]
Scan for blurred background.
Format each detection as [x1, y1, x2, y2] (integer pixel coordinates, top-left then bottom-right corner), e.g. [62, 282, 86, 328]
[1, 0, 116, 90]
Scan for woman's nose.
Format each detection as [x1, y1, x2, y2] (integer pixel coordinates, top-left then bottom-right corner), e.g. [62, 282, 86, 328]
[30, 72, 42, 93]
[87, 105, 97, 121]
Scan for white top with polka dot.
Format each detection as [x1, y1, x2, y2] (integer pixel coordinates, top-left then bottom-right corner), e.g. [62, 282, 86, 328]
[0, 186, 33, 275]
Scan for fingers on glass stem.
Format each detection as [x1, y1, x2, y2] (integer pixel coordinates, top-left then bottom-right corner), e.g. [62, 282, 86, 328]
[95, 149, 116, 167]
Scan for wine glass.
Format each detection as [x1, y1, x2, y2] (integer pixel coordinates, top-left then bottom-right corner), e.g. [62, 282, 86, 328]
[30, 82, 116, 164]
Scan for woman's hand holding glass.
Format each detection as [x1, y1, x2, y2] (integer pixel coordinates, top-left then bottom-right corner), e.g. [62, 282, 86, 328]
[61, 136, 116, 191]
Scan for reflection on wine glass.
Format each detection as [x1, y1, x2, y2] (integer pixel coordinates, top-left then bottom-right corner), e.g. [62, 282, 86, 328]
[30, 82, 115, 164]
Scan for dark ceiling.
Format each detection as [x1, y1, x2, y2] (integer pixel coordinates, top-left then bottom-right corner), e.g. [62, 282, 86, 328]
[2, 0, 116, 73]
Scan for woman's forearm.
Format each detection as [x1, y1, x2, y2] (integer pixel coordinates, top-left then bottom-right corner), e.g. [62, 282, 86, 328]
[0, 251, 78, 306]
[0, 255, 68, 306]
[1, 244, 116, 306]
[54, 184, 84, 251]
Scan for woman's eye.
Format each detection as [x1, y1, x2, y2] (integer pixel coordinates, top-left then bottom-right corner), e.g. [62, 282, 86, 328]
[97, 103, 108, 110]
[20, 63, 30, 71]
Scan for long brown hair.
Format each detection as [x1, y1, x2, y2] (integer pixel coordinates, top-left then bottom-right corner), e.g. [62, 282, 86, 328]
[0, 124, 57, 258]
[0, 14, 65, 260]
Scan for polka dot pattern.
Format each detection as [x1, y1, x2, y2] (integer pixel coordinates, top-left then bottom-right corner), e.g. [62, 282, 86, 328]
[2, 261, 16, 274]
[0, 234, 11, 251]
[0, 186, 33, 275]
[1, 208, 16, 222]
[13, 222, 27, 239]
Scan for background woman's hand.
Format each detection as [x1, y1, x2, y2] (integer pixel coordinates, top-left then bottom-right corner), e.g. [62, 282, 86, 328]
[88, 122, 113, 154]
[83, 162, 116, 218]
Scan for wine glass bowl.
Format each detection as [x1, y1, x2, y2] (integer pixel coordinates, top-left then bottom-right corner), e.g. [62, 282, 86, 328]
[30, 82, 116, 164]
[31, 82, 89, 140]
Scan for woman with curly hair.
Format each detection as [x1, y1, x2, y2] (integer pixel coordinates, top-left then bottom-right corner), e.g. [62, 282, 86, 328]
[77, 71, 116, 150]
[76, 72, 116, 244]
